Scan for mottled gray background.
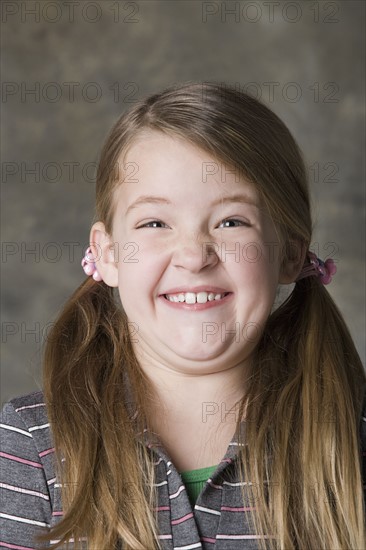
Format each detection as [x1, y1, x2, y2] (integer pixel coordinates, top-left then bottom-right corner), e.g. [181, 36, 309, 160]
[1, 0, 365, 405]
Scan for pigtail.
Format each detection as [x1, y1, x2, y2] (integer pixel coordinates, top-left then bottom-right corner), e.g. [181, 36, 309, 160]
[36, 278, 161, 549]
[236, 276, 366, 549]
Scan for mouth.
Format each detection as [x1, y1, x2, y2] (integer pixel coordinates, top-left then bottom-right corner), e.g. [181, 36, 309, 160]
[159, 291, 233, 311]
[163, 291, 231, 304]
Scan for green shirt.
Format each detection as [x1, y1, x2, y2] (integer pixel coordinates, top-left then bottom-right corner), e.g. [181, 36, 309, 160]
[179, 464, 218, 508]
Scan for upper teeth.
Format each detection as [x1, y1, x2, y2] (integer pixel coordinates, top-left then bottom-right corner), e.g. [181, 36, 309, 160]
[165, 292, 226, 304]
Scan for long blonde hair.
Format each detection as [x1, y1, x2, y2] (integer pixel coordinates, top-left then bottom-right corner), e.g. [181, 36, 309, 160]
[37, 81, 366, 549]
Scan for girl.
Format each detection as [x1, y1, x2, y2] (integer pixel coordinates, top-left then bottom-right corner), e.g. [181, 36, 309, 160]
[1, 81, 365, 550]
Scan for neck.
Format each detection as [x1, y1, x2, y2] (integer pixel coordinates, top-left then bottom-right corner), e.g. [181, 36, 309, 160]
[135, 356, 249, 433]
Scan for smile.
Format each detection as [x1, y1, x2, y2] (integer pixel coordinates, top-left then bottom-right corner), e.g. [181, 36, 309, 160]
[164, 291, 229, 304]
[159, 291, 233, 311]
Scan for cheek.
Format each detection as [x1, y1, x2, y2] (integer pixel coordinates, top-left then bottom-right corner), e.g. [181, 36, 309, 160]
[238, 240, 280, 276]
[117, 260, 159, 309]
[233, 244, 280, 314]
[127, 238, 168, 266]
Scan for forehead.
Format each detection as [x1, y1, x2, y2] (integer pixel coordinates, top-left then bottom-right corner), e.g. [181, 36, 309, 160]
[113, 130, 260, 203]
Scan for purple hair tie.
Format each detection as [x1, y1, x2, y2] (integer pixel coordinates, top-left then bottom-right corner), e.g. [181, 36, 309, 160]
[296, 251, 337, 285]
[81, 246, 103, 282]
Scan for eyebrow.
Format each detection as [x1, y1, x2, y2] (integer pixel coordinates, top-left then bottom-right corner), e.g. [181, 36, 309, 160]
[125, 193, 259, 215]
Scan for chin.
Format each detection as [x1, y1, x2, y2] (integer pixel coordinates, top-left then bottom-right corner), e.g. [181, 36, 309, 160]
[168, 341, 232, 362]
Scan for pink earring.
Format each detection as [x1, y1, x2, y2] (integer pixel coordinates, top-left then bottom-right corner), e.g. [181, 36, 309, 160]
[81, 246, 103, 282]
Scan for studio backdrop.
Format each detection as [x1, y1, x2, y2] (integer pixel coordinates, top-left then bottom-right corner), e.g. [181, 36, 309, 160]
[1, 0, 365, 403]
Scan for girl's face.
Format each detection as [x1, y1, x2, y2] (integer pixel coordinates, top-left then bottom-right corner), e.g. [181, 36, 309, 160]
[106, 131, 286, 374]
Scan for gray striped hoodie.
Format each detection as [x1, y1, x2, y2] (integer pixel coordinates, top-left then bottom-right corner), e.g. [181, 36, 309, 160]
[1, 390, 365, 549]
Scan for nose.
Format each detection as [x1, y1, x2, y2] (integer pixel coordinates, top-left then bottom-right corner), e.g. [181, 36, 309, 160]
[171, 235, 219, 273]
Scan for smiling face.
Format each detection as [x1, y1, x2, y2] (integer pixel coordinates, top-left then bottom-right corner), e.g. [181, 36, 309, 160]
[93, 130, 290, 375]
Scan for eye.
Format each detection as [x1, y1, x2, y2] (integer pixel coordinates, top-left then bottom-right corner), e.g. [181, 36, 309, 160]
[218, 218, 250, 228]
[136, 220, 169, 229]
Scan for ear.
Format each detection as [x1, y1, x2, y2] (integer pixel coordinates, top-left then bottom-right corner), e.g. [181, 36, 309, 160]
[279, 239, 307, 284]
[89, 221, 119, 288]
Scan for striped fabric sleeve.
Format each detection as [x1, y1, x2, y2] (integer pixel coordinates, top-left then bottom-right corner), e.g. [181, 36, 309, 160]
[0, 401, 52, 550]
